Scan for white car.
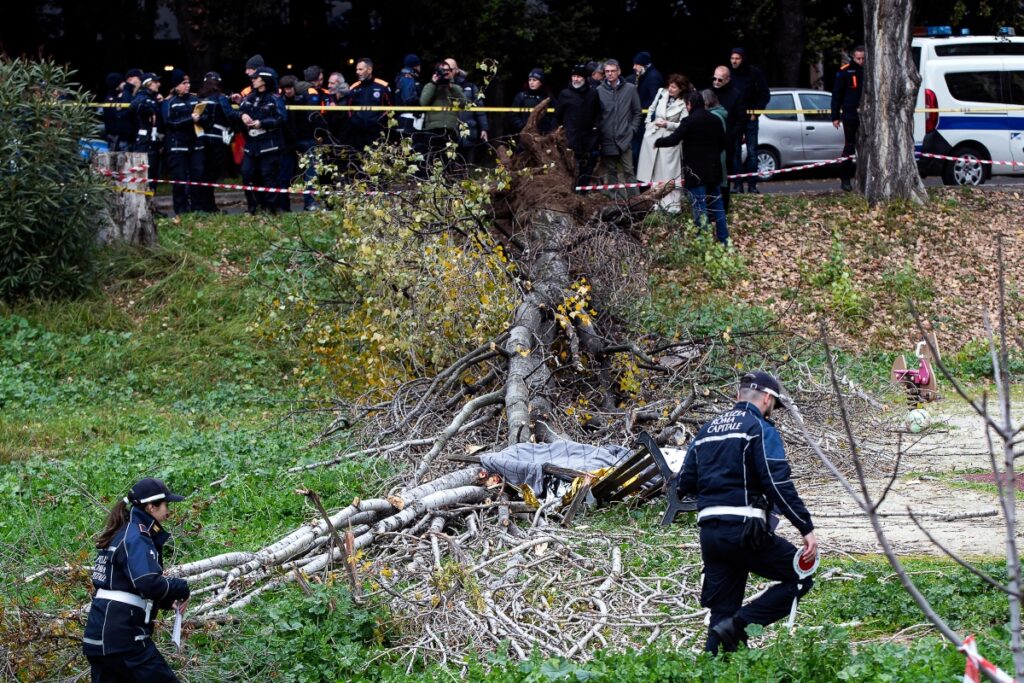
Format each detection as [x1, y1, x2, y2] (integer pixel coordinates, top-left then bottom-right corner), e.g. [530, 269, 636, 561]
[753, 88, 847, 179]
[912, 34, 1024, 185]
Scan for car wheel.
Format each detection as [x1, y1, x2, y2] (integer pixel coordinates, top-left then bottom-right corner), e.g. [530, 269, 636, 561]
[942, 145, 987, 186]
[756, 148, 779, 180]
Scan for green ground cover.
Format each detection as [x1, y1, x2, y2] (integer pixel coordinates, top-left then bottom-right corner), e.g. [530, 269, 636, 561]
[1, 202, 1017, 681]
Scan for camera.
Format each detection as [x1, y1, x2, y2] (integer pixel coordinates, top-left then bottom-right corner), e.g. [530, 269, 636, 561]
[435, 65, 450, 84]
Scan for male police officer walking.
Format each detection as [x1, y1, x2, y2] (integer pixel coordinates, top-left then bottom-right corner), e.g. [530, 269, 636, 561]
[831, 46, 865, 192]
[677, 371, 818, 654]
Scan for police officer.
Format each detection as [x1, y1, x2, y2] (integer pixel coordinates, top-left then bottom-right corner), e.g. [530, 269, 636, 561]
[677, 371, 818, 654]
[162, 69, 207, 217]
[235, 66, 287, 213]
[195, 72, 233, 213]
[831, 46, 865, 192]
[83, 478, 190, 682]
[100, 72, 125, 149]
[345, 57, 392, 153]
[116, 69, 145, 151]
[129, 73, 164, 190]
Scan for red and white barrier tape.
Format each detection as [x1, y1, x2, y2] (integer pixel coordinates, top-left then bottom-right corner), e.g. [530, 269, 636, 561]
[960, 635, 1012, 683]
[97, 150, 1023, 197]
[96, 167, 404, 196]
[918, 151, 1024, 169]
[573, 156, 855, 192]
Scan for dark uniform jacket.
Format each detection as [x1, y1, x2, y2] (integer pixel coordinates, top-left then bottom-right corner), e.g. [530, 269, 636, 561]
[831, 61, 863, 123]
[129, 90, 162, 150]
[346, 77, 392, 134]
[236, 90, 287, 156]
[197, 92, 234, 147]
[653, 107, 726, 188]
[162, 93, 208, 152]
[677, 401, 815, 536]
[82, 506, 189, 656]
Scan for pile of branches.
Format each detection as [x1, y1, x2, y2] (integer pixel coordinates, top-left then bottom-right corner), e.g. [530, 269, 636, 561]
[173, 466, 712, 665]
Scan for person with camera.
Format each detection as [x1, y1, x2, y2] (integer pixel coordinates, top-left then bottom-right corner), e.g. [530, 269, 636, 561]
[82, 478, 190, 681]
[419, 61, 467, 172]
[676, 371, 818, 654]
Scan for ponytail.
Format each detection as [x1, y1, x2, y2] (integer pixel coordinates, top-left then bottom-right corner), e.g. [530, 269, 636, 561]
[95, 498, 130, 549]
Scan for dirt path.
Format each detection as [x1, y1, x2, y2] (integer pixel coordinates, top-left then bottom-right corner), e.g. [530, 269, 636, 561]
[781, 400, 1024, 558]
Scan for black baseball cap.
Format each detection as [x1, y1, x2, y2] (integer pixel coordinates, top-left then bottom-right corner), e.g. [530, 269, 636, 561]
[739, 371, 784, 408]
[128, 478, 185, 505]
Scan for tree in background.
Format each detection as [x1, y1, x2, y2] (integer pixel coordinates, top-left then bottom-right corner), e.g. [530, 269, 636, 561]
[0, 59, 108, 300]
[857, 0, 929, 205]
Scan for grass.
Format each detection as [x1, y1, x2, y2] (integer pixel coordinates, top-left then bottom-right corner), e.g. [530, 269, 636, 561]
[2, 204, 1021, 681]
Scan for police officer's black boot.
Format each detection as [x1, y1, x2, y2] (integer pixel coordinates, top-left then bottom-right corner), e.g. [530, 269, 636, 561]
[841, 178, 852, 192]
[710, 616, 748, 653]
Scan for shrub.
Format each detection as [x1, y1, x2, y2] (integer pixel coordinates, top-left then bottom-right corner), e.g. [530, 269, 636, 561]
[0, 58, 108, 300]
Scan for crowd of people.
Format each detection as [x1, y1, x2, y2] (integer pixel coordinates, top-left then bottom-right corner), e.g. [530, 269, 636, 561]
[98, 48, 779, 242]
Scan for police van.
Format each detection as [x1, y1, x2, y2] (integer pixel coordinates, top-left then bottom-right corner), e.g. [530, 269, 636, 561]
[913, 32, 1024, 185]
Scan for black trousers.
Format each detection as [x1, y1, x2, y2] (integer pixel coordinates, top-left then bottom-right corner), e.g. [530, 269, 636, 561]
[197, 141, 229, 212]
[87, 640, 178, 682]
[699, 519, 813, 652]
[840, 119, 859, 183]
[166, 148, 204, 215]
[241, 151, 282, 214]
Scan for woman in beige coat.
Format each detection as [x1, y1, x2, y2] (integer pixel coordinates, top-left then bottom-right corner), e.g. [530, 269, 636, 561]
[637, 74, 693, 212]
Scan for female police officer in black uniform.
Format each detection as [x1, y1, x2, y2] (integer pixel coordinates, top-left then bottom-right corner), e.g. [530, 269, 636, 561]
[83, 478, 190, 682]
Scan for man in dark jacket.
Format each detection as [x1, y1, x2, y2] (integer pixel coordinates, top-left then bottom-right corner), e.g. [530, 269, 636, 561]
[628, 51, 665, 166]
[555, 64, 602, 187]
[831, 46, 865, 192]
[677, 371, 818, 654]
[728, 48, 771, 193]
[597, 59, 642, 199]
[654, 91, 729, 242]
[345, 58, 391, 152]
[711, 66, 745, 207]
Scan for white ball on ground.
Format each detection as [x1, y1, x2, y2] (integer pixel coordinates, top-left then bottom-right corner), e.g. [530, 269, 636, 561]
[907, 408, 931, 433]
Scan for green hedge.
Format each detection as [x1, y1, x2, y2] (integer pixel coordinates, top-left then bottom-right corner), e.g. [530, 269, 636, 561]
[0, 58, 108, 300]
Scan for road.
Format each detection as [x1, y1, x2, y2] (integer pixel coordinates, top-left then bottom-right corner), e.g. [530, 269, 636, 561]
[752, 171, 1024, 194]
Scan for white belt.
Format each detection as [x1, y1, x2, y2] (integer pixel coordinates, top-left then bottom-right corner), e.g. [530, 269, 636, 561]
[697, 505, 766, 522]
[95, 588, 153, 623]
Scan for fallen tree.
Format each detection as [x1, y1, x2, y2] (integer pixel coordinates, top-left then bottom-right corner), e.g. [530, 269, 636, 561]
[161, 103, 900, 664]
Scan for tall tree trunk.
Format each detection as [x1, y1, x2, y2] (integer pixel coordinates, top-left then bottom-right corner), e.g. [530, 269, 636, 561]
[859, 0, 928, 206]
[772, 0, 805, 86]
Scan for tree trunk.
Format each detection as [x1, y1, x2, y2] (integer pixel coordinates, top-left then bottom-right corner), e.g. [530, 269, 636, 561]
[93, 152, 157, 246]
[772, 0, 805, 86]
[859, 0, 928, 206]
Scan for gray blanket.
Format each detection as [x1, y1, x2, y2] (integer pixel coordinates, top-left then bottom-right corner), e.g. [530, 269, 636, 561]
[480, 441, 632, 495]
